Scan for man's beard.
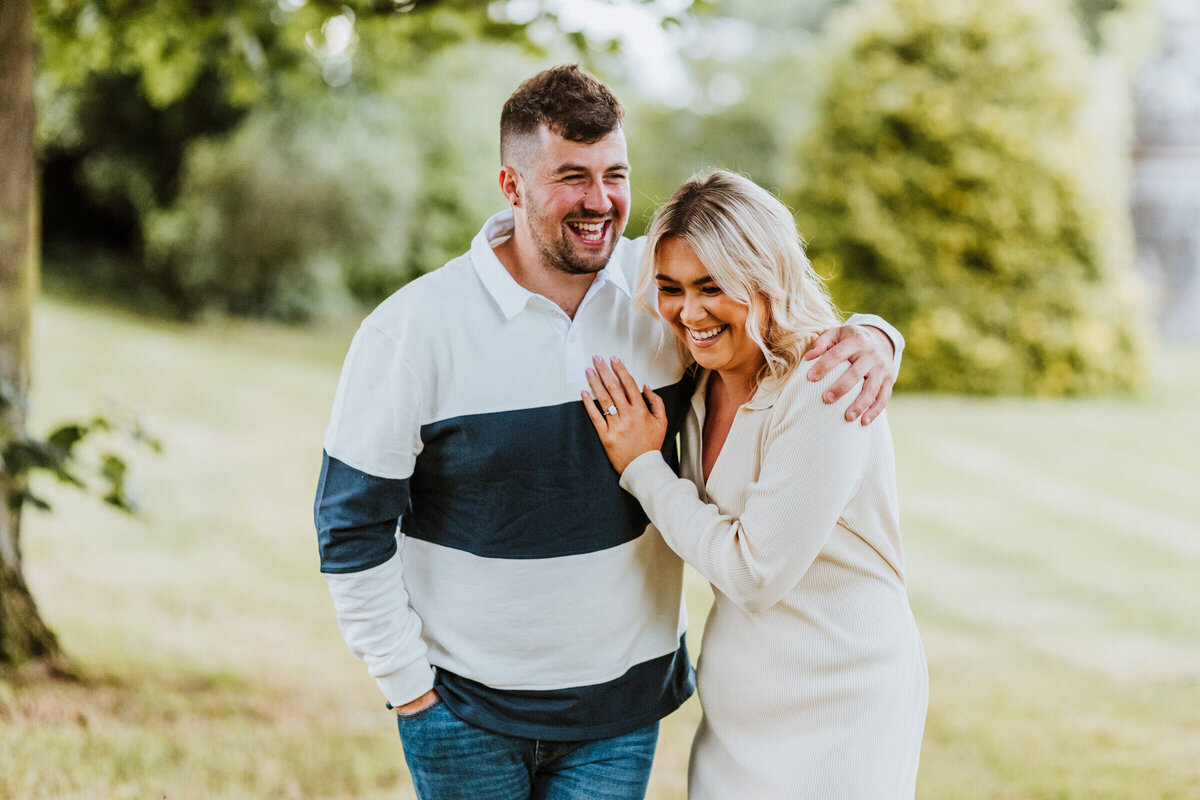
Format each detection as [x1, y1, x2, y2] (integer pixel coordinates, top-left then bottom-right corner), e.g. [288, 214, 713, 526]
[528, 213, 619, 276]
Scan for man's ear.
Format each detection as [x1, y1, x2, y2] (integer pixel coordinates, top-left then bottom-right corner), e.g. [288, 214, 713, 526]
[499, 167, 521, 208]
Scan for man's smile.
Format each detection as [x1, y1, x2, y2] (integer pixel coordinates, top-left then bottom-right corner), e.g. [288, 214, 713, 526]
[565, 218, 612, 246]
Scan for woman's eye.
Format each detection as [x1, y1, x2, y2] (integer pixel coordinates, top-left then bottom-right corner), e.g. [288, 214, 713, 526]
[657, 286, 681, 295]
[701, 286, 723, 296]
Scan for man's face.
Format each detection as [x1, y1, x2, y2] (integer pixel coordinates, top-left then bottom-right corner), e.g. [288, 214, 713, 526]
[513, 125, 630, 275]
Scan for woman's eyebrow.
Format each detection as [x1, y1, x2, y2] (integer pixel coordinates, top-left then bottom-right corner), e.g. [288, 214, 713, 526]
[654, 274, 716, 286]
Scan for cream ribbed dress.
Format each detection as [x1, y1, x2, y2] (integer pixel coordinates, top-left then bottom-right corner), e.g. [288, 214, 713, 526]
[620, 366, 928, 800]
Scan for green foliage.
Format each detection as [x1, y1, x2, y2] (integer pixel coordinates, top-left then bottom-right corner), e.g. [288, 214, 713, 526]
[0, 382, 160, 516]
[626, 104, 782, 238]
[789, 0, 1150, 396]
[141, 45, 533, 320]
[33, 0, 549, 320]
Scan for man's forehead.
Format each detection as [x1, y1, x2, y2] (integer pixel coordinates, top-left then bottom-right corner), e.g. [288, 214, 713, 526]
[533, 123, 628, 168]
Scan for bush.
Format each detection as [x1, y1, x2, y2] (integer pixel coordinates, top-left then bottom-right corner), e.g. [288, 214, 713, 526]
[142, 100, 412, 322]
[789, 0, 1150, 395]
[142, 46, 533, 321]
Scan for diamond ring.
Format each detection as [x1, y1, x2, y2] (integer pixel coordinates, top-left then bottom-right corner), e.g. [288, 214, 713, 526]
[605, 405, 618, 416]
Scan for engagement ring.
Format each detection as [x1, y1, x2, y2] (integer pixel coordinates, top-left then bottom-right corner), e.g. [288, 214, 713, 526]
[605, 405, 618, 416]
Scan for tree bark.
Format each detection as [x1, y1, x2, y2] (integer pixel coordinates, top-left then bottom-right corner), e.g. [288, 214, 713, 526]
[1, 0, 67, 671]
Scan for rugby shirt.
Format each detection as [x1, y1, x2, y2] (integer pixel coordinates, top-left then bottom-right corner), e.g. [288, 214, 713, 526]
[314, 209, 903, 741]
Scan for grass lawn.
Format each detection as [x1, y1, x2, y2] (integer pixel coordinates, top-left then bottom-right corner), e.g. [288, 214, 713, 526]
[3, 296, 1198, 799]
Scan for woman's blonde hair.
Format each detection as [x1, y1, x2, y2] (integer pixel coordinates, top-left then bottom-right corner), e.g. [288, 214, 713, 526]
[637, 170, 842, 390]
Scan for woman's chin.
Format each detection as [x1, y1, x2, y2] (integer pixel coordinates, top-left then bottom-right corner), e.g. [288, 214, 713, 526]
[687, 349, 722, 372]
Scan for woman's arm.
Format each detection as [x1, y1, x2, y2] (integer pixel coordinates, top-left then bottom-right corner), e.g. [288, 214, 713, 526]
[619, 366, 873, 613]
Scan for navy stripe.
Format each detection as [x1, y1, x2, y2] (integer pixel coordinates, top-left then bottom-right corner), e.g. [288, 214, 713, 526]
[435, 636, 695, 741]
[314, 453, 410, 574]
[407, 378, 694, 559]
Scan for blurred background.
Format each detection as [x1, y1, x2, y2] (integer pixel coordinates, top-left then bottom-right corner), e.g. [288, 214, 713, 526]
[1, 0, 1197, 797]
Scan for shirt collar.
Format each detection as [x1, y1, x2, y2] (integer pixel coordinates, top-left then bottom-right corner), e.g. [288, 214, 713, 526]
[470, 209, 632, 320]
[691, 368, 780, 413]
[744, 382, 779, 410]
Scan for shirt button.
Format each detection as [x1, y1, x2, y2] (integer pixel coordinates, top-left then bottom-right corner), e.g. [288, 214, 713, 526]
[568, 333, 577, 342]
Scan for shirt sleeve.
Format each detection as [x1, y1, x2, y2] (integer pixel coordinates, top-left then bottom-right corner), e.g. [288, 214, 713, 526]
[845, 312, 904, 375]
[314, 321, 435, 706]
[618, 365, 871, 614]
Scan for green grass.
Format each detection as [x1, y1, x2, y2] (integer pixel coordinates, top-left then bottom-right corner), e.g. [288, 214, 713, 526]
[4, 296, 1198, 799]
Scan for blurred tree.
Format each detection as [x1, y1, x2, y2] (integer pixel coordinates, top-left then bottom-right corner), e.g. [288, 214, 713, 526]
[138, 43, 538, 320]
[1, 0, 48, 673]
[621, 0, 842, 236]
[789, 0, 1149, 395]
[35, 1, 537, 317]
[620, 0, 1153, 240]
[0, 0, 669, 673]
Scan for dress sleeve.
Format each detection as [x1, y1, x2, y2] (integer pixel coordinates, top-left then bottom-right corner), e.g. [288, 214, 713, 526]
[314, 321, 435, 706]
[619, 365, 871, 614]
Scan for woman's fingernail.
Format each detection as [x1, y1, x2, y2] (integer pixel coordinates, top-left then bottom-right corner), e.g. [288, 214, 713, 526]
[593, 355, 603, 364]
[587, 368, 596, 377]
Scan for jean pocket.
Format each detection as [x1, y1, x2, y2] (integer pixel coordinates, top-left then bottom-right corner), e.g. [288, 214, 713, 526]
[395, 697, 444, 722]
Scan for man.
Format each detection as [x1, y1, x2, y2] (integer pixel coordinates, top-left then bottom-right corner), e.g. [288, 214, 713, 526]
[315, 65, 901, 800]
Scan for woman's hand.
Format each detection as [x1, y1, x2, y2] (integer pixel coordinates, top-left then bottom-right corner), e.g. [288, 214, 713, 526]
[582, 356, 668, 474]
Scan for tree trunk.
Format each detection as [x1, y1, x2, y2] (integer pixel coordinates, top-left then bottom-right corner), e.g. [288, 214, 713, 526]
[0, 0, 67, 672]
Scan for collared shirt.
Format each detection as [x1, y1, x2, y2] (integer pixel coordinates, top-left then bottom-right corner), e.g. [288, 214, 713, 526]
[315, 209, 903, 740]
[316, 210, 695, 741]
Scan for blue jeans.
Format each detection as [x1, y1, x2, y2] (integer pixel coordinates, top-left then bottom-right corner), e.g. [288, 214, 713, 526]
[396, 699, 658, 800]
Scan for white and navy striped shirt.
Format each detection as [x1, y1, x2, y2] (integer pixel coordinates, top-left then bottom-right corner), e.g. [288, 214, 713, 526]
[315, 209, 901, 740]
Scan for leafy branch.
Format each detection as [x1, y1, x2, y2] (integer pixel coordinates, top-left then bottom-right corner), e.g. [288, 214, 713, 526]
[0, 381, 161, 516]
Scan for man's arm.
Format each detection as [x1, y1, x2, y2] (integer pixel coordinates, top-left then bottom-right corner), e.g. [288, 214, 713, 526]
[315, 321, 437, 713]
[803, 314, 904, 426]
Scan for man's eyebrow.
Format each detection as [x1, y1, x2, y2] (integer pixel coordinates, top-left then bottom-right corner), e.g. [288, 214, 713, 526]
[551, 162, 630, 175]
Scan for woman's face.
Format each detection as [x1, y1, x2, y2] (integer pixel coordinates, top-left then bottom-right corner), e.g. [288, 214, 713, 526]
[654, 237, 766, 380]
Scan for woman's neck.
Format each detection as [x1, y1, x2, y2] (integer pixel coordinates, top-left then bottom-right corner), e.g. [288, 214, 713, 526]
[710, 366, 759, 408]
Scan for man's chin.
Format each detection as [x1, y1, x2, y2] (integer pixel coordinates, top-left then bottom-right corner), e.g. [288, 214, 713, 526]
[551, 244, 616, 275]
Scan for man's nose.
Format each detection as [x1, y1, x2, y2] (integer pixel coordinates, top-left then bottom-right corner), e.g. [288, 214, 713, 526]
[582, 180, 612, 214]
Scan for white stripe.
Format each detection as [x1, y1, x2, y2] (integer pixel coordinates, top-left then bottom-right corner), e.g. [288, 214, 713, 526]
[402, 532, 687, 691]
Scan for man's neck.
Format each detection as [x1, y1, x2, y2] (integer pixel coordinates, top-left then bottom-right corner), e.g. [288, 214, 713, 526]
[493, 233, 599, 320]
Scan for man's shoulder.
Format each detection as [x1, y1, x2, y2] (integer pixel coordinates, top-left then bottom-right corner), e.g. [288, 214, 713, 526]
[612, 234, 648, 283]
[362, 253, 476, 338]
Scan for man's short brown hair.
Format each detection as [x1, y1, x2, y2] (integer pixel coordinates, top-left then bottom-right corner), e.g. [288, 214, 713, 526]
[500, 65, 624, 167]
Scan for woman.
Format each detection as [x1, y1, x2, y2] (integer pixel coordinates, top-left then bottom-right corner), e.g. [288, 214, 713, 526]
[581, 171, 927, 799]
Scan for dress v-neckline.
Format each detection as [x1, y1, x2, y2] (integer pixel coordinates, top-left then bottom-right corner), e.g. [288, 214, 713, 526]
[695, 371, 746, 490]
